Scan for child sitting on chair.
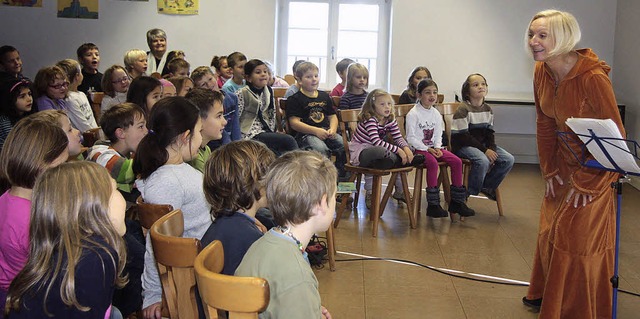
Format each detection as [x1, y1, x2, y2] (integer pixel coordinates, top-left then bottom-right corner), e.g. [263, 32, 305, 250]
[184, 88, 228, 172]
[235, 150, 334, 319]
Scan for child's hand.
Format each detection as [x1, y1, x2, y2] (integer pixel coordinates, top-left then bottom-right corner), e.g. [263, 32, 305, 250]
[428, 148, 443, 158]
[143, 302, 162, 319]
[326, 127, 336, 138]
[322, 306, 333, 319]
[485, 149, 498, 163]
[398, 149, 409, 165]
[402, 147, 414, 164]
[314, 128, 329, 140]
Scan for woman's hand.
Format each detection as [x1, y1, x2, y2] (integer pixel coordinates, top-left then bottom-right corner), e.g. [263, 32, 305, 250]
[545, 174, 563, 198]
[566, 187, 594, 208]
[143, 302, 162, 319]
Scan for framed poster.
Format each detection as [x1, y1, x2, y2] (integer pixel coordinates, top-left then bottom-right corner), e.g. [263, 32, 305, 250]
[158, 0, 198, 15]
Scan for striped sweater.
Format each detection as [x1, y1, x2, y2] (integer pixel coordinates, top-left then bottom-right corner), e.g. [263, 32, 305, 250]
[87, 143, 135, 193]
[450, 101, 496, 153]
[352, 116, 408, 154]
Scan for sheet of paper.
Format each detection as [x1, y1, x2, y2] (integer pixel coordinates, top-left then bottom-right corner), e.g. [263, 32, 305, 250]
[565, 118, 640, 174]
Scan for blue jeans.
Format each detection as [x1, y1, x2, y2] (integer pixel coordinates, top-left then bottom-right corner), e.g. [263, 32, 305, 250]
[297, 133, 346, 175]
[455, 146, 514, 195]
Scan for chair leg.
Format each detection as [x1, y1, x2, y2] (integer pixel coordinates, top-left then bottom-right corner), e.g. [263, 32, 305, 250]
[354, 173, 363, 205]
[326, 224, 336, 271]
[413, 167, 423, 217]
[379, 173, 396, 217]
[495, 187, 504, 216]
[333, 193, 351, 228]
[400, 172, 416, 229]
[370, 176, 383, 237]
[442, 168, 451, 204]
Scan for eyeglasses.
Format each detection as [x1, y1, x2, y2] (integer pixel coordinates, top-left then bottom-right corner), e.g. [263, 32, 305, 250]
[49, 81, 69, 90]
[112, 77, 131, 84]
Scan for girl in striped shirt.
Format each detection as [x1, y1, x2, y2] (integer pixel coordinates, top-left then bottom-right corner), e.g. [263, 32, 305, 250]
[349, 89, 424, 207]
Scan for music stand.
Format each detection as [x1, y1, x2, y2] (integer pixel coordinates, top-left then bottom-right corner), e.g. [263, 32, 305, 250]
[558, 118, 640, 319]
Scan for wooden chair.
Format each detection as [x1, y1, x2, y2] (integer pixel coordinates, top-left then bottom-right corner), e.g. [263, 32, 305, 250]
[283, 74, 296, 86]
[82, 127, 102, 147]
[394, 104, 453, 220]
[437, 103, 504, 217]
[437, 94, 445, 104]
[391, 94, 400, 104]
[273, 87, 287, 100]
[331, 95, 341, 110]
[335, 109, 416, 237]
[150, 209, 201, 319]
[134, 196, 174, 233]
[194, 240, 269, 319]
[89, 91, 104, 123]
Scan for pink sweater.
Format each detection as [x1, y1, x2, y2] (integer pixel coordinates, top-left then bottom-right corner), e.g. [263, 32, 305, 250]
[0, 191, 31, 291]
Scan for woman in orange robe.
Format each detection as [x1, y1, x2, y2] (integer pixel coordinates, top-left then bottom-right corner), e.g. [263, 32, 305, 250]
[524, 10, 625, 318]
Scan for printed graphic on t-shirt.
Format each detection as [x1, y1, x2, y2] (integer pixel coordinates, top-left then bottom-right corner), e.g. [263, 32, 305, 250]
[307, 101, 327, 125]
[422, 128, 434, 147]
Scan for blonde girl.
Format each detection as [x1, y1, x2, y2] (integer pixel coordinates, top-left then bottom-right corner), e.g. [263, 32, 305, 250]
[33, 66, 69, 111]
[5, 161, 127, 318]
[132, 97, 211, 318]
[0, 118, 68, 316]
[338, 62, 369, 110]
[124, 49, 148, 79]
[29, 110, 83, 158]
[101, 65, 131, 113]
[398, 66, 432, 104]
[167, 76, 194, 97]
[350, 89, 424, 206]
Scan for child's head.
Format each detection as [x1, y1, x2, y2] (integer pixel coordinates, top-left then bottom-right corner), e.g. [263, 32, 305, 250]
[166, 50, 185, 63]
[124, 49, 148, 77]
[159, 79, 177, 98]
[336, 58, 355, 82]
[0, 117, 68, 193]
[203, 140, 275, 217]
[417, 78, 439, 108]
[146, 28, 167, 56]
[56, 59, 82, 87]
[167, 58, 190, 77]
[211, 55, 232, 80]
[191, 66, 218, 91]
[29, 110, 83, 157]
[185, 87, 227, 143]
[346, 62, 369, 92]
[34, 66, 68, 100]
[266, 150, 337, 228]
[244, 59, 269, 89]
[360, 89, 395, 122]
[6, 161, 127, 313]
[100, 102, 147, 153]
[102, 65, 130, 97]
[292, 59, 306, 75]
[0, 45, 22, 77]
[0, 79, 33, 120]
[127, 76, 162, 114]
[227, 52, 248, 81]
[76, 43, 100, 73]
[407, 66, 432, 95]
[133, 97, 202, 180]
[263, 61, 277, 86]
[167, 76, 194, 97]
[294, 62, 319, 92]
[461, 73, 489, 103]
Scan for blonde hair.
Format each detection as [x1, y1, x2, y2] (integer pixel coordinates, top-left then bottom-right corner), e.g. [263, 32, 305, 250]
[55, 59, 81, 84]
[190, 66, 214, 83]
[266, 150, 337, 226]
[123, 49, 147, 73]
[6, 161, 127, 315]
[294, 62, 319, 80]
[358, 89, 395, 123]
[345, 63, 369, 92]
[28, 109, 68, 126]
[526, 9, 581, 58]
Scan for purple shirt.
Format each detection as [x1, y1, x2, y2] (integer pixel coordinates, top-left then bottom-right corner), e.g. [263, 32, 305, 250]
[36, 95, 68, 111]
[0, 191, 31, 291]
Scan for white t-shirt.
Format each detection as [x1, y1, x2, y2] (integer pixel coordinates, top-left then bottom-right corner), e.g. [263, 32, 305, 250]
[66, 91, 98, 132]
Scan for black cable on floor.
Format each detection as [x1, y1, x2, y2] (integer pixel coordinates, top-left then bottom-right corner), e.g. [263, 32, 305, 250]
[334, 257, 640, 298]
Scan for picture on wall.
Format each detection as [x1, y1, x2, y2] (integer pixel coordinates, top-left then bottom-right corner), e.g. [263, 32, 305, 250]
[158, 0, 198, 15]
[58, 0, 98, 19]
[1, 0, 42, 7]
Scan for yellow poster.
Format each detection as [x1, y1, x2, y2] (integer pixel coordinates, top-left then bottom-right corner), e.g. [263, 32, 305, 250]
[157, 0, 198, 15]
[1, 0, 42, 7]
[57, 0, 98, 19]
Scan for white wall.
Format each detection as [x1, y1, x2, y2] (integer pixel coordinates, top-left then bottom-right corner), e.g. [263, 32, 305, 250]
[389, 0, 618, 101]
[0, 0, 277, 79]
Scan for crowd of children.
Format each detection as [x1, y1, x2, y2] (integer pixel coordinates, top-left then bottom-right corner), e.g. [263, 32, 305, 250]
[0, 31, 514, 318]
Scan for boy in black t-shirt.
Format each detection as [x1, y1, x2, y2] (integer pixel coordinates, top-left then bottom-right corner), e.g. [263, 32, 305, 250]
[76, 43, 103, 98]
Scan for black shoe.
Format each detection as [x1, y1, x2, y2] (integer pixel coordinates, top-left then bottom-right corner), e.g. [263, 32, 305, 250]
[410, 154, 425, 167]
[522, 297, 542, 311]
[480, 188, 497, 201]
[448, 200, 475, 217]
[426, 204, 448, 218]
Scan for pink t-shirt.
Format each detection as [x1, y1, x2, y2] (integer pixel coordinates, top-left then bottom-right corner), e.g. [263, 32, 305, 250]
[0, 190, 31, 291]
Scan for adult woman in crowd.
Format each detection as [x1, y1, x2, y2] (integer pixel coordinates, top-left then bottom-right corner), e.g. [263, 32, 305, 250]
[523, 9, 625, 318]
[146, 28, 169, 76]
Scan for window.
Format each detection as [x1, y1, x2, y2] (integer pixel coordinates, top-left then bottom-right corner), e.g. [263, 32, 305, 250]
[276, 0, 390, 89]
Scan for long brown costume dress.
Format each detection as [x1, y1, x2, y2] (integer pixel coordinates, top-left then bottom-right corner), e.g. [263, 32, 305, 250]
[526, 48, 625, 318]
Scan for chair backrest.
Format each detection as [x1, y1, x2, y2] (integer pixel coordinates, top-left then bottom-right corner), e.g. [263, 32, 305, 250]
[283, 74, 296, 85]
[390, 94, 400, 104]
[89, 92, 104, 123]
[331, 95, 341, 110]
[150, 209, 201, 319]
[135, 196, 174, 230]
[272, 87, 287, 99]
[194, 240, 270, 319]
[394, 104, 414, 136]
[82, 127, 103, 147]
[437, 94, 445, 104]
[337, 109, 361, 164]
[436, 102, 462, 150]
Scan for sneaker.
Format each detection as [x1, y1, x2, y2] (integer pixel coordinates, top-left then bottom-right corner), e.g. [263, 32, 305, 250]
[365, 193, 372, 209]
[522, 297, 542, 311]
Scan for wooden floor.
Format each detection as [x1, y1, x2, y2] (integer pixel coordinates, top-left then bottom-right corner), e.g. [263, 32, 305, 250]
[314, 164, 640, 318]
